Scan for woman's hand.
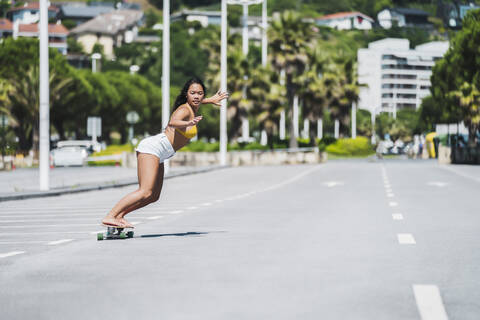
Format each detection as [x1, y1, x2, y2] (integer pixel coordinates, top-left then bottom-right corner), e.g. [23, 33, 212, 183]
[187, 115, 203, 126]
[203, 90, 229, 106]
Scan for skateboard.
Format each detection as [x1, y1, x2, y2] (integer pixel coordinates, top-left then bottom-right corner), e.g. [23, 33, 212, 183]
[97, 225, 134, 241]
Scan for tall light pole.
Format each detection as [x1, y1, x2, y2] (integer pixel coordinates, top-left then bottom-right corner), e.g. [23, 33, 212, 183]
[39, 0, 49, 191]
[351, 102, 357, 139]
[220, 0, 228, 165]
[91, 53, 101, 73]
[261, 0, 267, 66]
[162, 0, 170, 172]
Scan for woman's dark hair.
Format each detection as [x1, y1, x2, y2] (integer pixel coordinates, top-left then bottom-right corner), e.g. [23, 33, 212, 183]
[173, 77, 207, 110]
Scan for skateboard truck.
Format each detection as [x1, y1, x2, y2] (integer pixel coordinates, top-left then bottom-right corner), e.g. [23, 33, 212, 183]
[97, 226, 134, 241]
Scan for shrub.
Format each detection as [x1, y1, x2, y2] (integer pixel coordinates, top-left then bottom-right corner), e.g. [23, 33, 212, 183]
[91, 144, 134, 156]
[318, 135, 337, 152]
[297, 138, 311, 147]
[325, 137, 374, 156]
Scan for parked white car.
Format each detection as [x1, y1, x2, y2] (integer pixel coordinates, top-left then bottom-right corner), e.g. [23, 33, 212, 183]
[56, 140, 102, 153]
[51, 146, 89, 167]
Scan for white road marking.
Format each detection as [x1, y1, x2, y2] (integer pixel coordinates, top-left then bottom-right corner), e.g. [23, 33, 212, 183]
[146, 216, 163, 220]
[0, 224, 99, 228]
[389, 201, 398, 207]
[48, 239, 74, 245]
[0, 241, 45, 244]
[0, 218, 107, 223]
[131, 221, 142, 225]
[392, 213, 404, 220]
[427, 181, 448, 187]
[387, 193, 394, 198]
[0, 251, 25, 258]
[323, 181, 344, 188]
[438, 165, 480, 183]
[262, 166, 322, 192]
[398, 233, 416, 244]
[413, 285, 449, 320]
[201, 202, 212, 206]
[0, 211, 176, 218]
[186, 206, 198, 210]
[168, 210, 183, 214]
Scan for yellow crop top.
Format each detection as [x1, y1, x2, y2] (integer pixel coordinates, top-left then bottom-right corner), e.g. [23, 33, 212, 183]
[175, 126, 197, 139]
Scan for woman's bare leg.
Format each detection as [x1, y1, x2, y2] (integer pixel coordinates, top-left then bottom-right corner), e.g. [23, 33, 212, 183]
[102, 153, 164, 227]
[118, 158, 164, 227]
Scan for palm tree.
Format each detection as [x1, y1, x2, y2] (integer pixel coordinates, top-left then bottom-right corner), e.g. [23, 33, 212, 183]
[248, 65, 286, 148]
[0, 79, 18, 127]
[324, 57, 359, 138]
[298, 46, 330, 145]
[202, 34, 252, 140]
[7, 65, 72, 155]
[269, 10, 315, 148]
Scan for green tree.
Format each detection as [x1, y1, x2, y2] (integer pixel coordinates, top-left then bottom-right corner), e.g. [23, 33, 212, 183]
[269, 10, 315, 148]
[428, 9, 480, 145]
[449, 82, 480, 146]
[7, 66, 72, 155]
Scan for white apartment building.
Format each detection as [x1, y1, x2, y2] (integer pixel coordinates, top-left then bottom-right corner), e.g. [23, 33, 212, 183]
[357, 38, 449, 116]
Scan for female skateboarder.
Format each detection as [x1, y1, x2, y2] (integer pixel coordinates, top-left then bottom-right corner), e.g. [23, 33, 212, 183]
[101, 78, 228, 228]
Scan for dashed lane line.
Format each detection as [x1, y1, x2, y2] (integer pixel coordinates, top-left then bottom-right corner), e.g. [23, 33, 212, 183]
[392, 214, 404, 220]
[398, 233, 416, 244]
[0, 251, 25, 258]
[0, 224, 100, 229]
[48, 239, 74, 245]
[413, 285, 449, 320]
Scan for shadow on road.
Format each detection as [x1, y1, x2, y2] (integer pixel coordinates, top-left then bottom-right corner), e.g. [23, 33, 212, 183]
[138, 231, 213, 239]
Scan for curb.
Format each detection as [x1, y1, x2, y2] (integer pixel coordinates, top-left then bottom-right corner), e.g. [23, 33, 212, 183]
[0, 165, 229, 202]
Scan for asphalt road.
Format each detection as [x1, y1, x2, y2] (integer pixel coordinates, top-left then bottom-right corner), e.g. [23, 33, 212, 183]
[0, 160, 479, 319]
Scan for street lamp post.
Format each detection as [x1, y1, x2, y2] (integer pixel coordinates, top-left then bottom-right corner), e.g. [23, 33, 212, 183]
[220, 0, 227, 165]
[162, 0, 170, 172]
[126, 111, 140, 142]
[352, 102, 357, 139]
[91, 53, 101, 73]
[39, 0, 49, 191]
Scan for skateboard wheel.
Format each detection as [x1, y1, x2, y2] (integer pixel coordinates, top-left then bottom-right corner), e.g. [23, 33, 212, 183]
[119, 232, 127, 239]
[97, 233, 104, 241]
[127, 231, 134, 238]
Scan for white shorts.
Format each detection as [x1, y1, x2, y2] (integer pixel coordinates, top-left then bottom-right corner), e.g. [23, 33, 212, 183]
[135, 133, 175, 163]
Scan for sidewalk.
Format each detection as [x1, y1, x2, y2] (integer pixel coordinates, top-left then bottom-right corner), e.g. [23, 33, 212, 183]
[0, 165, 228, 202]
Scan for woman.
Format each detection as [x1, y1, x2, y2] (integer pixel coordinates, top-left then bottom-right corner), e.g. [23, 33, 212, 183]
[101, 78, 228, 228]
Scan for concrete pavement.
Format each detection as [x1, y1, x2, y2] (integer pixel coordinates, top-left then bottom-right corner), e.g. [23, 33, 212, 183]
[0, 160, 479, 319]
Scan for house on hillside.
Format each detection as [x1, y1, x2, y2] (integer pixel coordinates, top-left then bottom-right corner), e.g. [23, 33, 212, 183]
[0, 19, 13, 38]
[377, 8, 432, 29]
[6, 2, 58, 24]
[443, 3, 480, 28]
[57, 4, 115, 27]
[70, 10, 144, 58]
[315, 11, 374, 30]
[17, 23, 69, 54]
[170, 10, 221, 27]
[0, 18, 69, 54]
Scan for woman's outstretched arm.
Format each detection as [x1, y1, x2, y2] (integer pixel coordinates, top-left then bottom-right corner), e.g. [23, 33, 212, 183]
[168, 107, 202, 128]
[202, 90, 229, 106]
